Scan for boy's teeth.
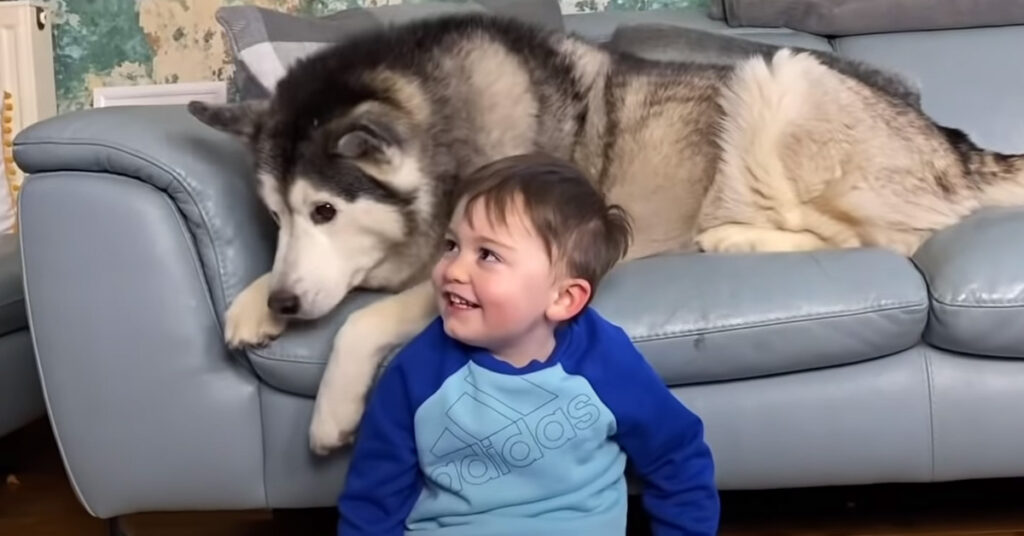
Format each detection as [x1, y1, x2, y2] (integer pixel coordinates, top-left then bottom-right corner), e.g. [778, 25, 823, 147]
[448, 293, 474, 307]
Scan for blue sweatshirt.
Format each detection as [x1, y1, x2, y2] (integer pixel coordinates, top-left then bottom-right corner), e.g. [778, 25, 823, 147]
[337, 307, 719, 536]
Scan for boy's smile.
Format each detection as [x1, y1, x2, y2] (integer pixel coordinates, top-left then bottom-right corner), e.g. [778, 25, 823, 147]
[443, 291, 479, 310]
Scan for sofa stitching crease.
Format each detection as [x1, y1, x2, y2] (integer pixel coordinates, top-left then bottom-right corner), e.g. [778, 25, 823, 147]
[246, 300, 928, 364]
[630, 300, 927, 342]
[922, 347, 937, 480]
[15, 138, 232, 319]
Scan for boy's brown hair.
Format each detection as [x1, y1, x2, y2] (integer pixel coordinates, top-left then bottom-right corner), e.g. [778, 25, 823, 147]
[455, 153, 633, 298]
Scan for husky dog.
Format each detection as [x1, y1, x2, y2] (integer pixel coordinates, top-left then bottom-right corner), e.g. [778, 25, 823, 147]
[188, 14, 1024, 454]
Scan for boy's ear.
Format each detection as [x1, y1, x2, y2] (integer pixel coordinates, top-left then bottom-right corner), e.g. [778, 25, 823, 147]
[546, 277, 592, 323]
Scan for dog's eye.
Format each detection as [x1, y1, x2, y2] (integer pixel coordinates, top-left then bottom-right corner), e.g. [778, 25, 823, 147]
[311, 203, 336, 224]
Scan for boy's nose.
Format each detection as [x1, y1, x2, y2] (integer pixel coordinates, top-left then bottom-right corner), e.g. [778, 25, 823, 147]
[444, 256, 469, 283]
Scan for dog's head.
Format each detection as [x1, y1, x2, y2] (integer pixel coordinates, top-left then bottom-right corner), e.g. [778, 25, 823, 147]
[188, 95, 437, 320]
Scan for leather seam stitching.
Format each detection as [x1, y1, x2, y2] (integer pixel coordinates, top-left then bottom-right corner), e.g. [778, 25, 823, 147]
[928, 296, 1024, 309]
[911, 257, 1024, 309]
[160, 180, 271, 506]
[245, 301, 928, 365]
[257, 384, 271, 509]
[15, 138, 232, 313]
[921, 347, 937, 480]
[630, 300, 927, 342]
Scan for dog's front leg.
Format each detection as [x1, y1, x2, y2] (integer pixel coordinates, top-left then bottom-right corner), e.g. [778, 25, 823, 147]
[224, 272, 287, 348]
[309, 280, 437, 455]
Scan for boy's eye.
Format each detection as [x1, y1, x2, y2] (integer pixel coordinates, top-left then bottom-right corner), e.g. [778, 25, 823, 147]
[479, 248, 500, 262]
[442, 238, 457, 252]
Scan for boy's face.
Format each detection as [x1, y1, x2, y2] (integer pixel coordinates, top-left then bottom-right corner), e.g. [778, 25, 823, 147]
[431, 197, 586, 361]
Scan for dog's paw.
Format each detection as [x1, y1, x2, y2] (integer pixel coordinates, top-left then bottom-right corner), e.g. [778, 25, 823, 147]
[225, 303, 286, 348]
[224, 275, 286, 348]
[695, 225, 761, 253]
[309, 397, 365, 455]
[696, 224, 827, 253]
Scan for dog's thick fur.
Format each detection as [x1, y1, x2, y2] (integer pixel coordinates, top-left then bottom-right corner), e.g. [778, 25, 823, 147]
[189, 15, 1024, 454]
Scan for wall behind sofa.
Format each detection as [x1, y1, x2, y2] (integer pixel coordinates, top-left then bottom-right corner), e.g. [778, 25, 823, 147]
[40, 0, 709, 114]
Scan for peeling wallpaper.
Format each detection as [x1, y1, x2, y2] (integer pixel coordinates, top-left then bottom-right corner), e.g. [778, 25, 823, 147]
[41, 0, 708, 113]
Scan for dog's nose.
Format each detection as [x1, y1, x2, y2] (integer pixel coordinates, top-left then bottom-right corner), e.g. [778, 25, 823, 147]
[268, 290, 300, 316]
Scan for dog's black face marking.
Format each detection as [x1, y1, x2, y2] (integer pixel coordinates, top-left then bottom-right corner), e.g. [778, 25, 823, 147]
[264, 117, 415, 209]
[300, 156, 409, 207]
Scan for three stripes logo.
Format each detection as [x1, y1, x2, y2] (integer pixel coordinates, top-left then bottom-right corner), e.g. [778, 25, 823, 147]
[426, 369, 602, 491]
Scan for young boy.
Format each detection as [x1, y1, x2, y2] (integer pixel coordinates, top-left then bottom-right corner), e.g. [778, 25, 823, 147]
[337, 153, 719, 535]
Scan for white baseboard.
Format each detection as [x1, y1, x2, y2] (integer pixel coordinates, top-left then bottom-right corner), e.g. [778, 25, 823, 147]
[92, 81, 227, 108]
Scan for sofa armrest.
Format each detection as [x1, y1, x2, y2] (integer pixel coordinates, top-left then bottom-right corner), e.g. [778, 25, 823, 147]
[13, 106, 273, 517]
[912, 207, 1024, 357]
[13, 104, 275, 314]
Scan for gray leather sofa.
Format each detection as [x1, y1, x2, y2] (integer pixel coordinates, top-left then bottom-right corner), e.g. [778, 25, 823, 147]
[0, 233, 42, 439]
[14, 8, 1024, 520]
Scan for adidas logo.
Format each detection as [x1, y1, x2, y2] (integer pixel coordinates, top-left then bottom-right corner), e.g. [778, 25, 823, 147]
[426, 379, 602, 491]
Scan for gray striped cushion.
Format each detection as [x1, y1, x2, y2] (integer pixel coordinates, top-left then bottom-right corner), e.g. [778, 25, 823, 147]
[217, 0, 565, 100]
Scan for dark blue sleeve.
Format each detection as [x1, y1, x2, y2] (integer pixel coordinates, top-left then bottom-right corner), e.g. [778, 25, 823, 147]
[579, 313, 720, 535]
[336, 354, 421, 536]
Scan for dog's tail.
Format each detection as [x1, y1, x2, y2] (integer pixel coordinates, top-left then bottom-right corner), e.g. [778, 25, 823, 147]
[943, 126, 1024, 207]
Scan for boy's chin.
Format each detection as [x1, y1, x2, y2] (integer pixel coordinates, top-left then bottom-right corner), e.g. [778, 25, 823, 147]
[441, 318, 488, 349]
[440, 317, 469, 341]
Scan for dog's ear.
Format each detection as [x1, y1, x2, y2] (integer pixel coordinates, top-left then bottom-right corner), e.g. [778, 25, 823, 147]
[335, 122, 396, 160]
[187, 100, 267, 138]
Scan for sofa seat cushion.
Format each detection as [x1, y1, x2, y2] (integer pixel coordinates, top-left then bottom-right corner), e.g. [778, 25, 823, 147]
[0, 233, 25, 336]
[913, 208, 1024, 358]
[247, 248, 928, 398]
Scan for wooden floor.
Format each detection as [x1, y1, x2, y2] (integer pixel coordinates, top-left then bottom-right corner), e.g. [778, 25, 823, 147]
[4, 418, 1024, 535]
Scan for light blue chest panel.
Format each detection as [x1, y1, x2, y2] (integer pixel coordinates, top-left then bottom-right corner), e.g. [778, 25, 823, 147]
[406, 361, 628, 535]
